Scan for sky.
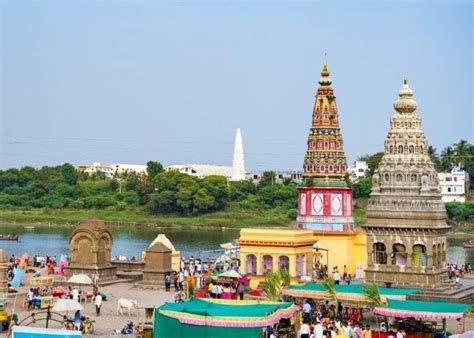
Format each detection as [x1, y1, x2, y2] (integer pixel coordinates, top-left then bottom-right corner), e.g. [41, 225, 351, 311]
[1, 1, 472, 171]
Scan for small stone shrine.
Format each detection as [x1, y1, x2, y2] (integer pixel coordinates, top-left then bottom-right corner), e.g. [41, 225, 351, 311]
[63, 219, 116, 281]
[141, 242, 172, 289]
[0, 249, 7, 295]
[362, 77, 450, 288]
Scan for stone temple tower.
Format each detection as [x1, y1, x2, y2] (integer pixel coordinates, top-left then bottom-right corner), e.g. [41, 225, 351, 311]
[363, 77, 450, 288]
[297, 60, 355, 233]
[231, 128, 246, 181]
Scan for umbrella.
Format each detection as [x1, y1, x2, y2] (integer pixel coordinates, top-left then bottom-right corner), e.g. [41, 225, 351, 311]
[218, 270, 242, 279]
[53, 299, 83, 312]
[68, 274, 92, 284]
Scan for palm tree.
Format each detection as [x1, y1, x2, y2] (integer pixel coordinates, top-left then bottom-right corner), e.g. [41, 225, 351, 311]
[428, 146, 442, 171]
[362, 284, 383, 307]
[322, 276, 337, 303]
[454, 140, 469, 169]
[263, 269, 291, 301]
[441, 146, 455, 172]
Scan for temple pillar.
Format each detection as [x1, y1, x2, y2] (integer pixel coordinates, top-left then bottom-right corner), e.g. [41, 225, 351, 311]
[240, 253, 247, 274]
[256, 254, 262, 276]
[427, 255, 434, 269]
[0, 250, 7, 296]
[272, 254, 279, 273]
[289, 255, 297, 277]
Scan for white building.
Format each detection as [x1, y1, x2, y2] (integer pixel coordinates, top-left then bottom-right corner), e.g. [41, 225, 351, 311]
[78, 163, 147, 177]
[438, 169, 469, 202]
[165, 164, 233, 179]
[109, 164, 147, 176]
[348, 161, 369, 181]
[246, 171, 303, 184]
[77, 163, 114, 176]
[166, 128, 247, 181]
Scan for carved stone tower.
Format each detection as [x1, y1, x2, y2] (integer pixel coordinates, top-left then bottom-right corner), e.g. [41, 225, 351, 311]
[362, 77, 450, 288]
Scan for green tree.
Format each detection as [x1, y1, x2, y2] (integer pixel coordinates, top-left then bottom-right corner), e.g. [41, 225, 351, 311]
[258, 171, 276, 187]
[454, 140, 469, 169]
[357, 152, 384, 175]
[200, 176, 229, 211]
[322, 276, 338, 303]
[263, 269, 291, 302]
[193, 188, 214, 213]
[147, 190, 175, 214]
[428, 146, 442, 172]
[146, 161, 163, 180]
[60, 163, 78, 185]
[351, 175, 372, 198]
[441, 146, 455, 171]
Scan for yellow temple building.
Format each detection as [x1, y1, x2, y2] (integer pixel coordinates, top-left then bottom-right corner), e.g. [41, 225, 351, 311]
[237, 61, 367, 282]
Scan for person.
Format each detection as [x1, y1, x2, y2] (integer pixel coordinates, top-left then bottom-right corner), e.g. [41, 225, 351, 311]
[94, 293, 102, 316]
[173, 272, 179, 291]
[68, 286, 73, 300]
[238, 283, 245, 300]
[455, 274, 461, 285]
[314, 320, 324, 338]
[165, 272, 171, 291]
[92, 270, 99, 295]
[208, 281, 214, 298]
[362, 325, 372, 338]
[396, 328, 406, 338]
[343, 265, 348, 280]
[74, 310, 82, 331]
[299, 320, 311, 338]
[345, 274, 351, 285]
[354, 323, 363, 338]
[303, 301, 312, 321]
[380, 321, 387, 332]
[27, 288, 34, 310]
[72, 287, 79, 302]
[341, 322, 351, 337]
[333, 269, 340, 285]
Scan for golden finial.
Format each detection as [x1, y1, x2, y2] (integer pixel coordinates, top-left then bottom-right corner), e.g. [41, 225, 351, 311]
[321, 53, 330, 77]
[403, 75, 408, 85]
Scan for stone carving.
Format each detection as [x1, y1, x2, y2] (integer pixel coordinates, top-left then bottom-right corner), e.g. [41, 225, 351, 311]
[362, 77, 450, 288]
[63, 219, 116, 282]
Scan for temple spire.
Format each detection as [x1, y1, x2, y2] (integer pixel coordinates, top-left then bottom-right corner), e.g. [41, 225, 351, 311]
[319, 55, 332, 86]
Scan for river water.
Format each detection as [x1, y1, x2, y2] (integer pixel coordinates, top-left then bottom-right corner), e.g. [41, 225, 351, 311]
[0, 224, 473, 265]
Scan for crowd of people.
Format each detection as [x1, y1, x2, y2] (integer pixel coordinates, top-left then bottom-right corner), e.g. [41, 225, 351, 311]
[447, 263, 471, 285]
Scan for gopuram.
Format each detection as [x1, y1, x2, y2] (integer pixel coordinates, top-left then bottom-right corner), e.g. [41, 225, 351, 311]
[363, 77, 450, 288]
[296, 60, 367, 276]
[63, 219, 116, 282]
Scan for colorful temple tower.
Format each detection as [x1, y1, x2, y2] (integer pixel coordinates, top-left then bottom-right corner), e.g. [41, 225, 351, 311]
[297, 61, 354, 233]
[296, 61, 366, 277]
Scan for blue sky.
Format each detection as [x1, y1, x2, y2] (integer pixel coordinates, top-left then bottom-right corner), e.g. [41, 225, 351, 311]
[1, 1, 472, 170]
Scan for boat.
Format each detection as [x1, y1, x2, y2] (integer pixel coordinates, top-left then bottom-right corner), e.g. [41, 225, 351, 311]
[24, 226, 35, 230]
[0, 234, 18, 241]
[463, 240, 474, 248]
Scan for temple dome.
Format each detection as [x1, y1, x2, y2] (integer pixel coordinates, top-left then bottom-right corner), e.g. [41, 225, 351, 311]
[393, 76, 417, 114]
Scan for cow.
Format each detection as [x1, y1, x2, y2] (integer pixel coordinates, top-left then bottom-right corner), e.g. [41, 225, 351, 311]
[117, 298, 138, 316]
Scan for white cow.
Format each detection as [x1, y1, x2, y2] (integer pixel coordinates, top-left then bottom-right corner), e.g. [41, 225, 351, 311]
[117, 298, 138, 316]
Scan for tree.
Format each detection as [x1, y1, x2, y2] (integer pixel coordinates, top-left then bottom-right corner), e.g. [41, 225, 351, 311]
[322, 276, 337, 303]
[146, 161, 163, 180]
[263, 269, 291, 301]
[351, 175, 372, 198]
[258, 171, 276, 187]
[441, 146, 455, 171]
[357, 152, 384, 175]
[61, 163, 78, 185]
[200, 176, 229, 211]
[193, 188, 215, 213]
[454, 140, 469, 169]
[428, 146, 442, 172]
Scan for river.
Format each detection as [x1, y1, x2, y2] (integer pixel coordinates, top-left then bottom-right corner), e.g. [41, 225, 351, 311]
[0, 224, 473, 265]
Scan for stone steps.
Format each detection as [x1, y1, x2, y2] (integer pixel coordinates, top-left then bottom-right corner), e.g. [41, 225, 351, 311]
[408, 285, 474, 303]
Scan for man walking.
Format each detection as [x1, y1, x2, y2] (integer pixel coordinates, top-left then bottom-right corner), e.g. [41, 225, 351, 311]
[238, 283, 245, 300]
[94, 293, 102, 316]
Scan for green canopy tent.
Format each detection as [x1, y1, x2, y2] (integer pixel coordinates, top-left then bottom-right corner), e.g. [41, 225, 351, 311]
[373, 299, 472, 335]
[282, 282, 420, 303]
[154, 298, 300, 338]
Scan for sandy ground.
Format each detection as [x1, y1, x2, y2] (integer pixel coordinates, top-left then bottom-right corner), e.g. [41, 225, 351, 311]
[3, 273, 175, 336]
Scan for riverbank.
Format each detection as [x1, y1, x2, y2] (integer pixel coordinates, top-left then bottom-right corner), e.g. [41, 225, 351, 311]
[0, 208, 293, 228]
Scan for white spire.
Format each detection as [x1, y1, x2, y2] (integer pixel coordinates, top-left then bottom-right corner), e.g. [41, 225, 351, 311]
[231, 128, 246, 181]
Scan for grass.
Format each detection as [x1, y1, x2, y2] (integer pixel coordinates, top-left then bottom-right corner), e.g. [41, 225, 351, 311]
[0, 206, 293, 228]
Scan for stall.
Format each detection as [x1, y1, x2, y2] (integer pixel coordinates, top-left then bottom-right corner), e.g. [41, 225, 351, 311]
[29, 277, 55, 310]
[373, 299, 472, 336]
[154, 298, 300, 338]
[282, 282, 420, 303]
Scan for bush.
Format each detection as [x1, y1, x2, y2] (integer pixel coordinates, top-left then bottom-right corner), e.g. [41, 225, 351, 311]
[445, 202, 474, 221]
[287, 209, 298, 219]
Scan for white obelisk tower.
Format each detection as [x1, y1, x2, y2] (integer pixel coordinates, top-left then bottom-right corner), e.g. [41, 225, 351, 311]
[231, 128, 246, 181]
